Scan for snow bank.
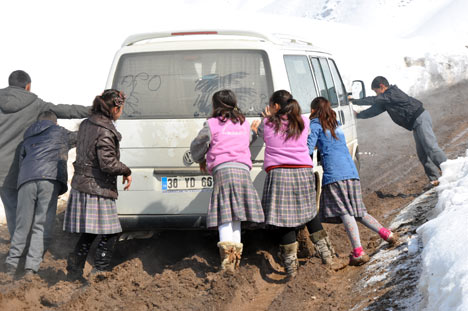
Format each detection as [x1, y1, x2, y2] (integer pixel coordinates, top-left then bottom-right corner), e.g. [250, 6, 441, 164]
[417, 150, 468, 310]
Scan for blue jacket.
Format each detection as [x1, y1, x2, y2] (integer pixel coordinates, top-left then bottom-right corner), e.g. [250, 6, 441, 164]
[17, 120, 77, 195]
[307, 118, 359, 186]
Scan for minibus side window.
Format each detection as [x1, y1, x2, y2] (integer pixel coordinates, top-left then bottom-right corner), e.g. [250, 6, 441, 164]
[318, 58, 339, 108]
[328, 59, 348, 106]
[310, 57, 338, 108]
[284, 55, 318, 113]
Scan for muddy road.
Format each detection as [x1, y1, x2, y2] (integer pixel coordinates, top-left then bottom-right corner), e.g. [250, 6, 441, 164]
[1, 81, 468, 310]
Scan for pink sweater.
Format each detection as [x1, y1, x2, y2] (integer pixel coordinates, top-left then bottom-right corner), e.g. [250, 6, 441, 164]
[262, 116, 313, 169]
[206, 118, 252, 173]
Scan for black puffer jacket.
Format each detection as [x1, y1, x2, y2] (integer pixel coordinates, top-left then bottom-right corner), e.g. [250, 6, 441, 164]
[17, 120, 76, 195]
[353, 85, 425, 131]
[71, 114, 131, 199]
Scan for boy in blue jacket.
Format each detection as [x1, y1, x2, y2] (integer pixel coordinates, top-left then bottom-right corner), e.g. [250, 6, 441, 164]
[5, 111, 77, 277]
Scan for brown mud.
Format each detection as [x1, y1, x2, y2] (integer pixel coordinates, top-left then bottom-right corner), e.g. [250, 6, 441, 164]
[1, 81, 468, 310]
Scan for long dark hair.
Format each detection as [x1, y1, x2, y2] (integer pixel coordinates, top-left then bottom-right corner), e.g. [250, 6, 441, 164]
[92, 89, 126, 118]
[310, 97, 338, 140]
[267, 90, 304, 141]
[211, 89, 245, 124]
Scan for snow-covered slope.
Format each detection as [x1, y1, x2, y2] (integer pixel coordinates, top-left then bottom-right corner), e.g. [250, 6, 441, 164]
[417, 152, 468, 310]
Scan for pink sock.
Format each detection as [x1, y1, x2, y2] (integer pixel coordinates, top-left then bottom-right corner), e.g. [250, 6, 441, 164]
[379, 227, 391, 240]
[352, 246, 364, 258]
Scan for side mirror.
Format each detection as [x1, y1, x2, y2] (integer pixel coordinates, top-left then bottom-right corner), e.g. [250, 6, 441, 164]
[350, 80, 366, 99]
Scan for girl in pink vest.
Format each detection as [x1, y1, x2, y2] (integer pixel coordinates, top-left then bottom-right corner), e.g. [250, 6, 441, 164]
[190, 89, 264, 272]
[253, 90, 317, 277]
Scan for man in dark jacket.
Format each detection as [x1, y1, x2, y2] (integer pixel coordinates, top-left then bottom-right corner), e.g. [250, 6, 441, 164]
[0, 70, 89, 238]
[352, 76, 447, 184]
[5, 111, 77, 276]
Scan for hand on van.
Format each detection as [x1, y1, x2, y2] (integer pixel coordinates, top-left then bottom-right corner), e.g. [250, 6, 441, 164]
[262, 106, 273, 118]
[199, 159, 208, 174]
[123, 175, 132, 190]
[251, 119, 261, 134]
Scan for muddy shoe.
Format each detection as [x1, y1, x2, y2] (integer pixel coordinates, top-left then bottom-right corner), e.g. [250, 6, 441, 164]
[310, 230, 335, 265]
[379, 228, 399, 246]
[385, 232, 399, 246]
[23, 269, 37, 281]
[349, 252, 370, 266]
[279, 242, 299, 277]
[233, 242, 243, 269]
[431, 180, 440, 187]
[423, 180, 440, 191]
[217, 241, 240, 272]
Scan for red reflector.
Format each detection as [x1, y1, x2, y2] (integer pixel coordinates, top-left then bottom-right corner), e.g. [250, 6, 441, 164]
[171, 31, 218, 36]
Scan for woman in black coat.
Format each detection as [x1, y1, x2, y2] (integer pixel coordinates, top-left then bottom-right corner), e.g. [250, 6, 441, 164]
[64, 89, 132, 282]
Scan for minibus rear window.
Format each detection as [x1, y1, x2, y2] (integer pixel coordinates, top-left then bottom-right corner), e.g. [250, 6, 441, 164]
[112, 50, 273, 119]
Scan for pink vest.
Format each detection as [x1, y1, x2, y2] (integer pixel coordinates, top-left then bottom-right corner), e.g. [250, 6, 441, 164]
[206, 118, 252, 173]
[263, 116, 313, 169]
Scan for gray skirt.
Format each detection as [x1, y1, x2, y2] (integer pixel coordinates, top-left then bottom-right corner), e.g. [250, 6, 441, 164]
[63, 189, 122, 234]
[207, 167, 264, 228]
[262, 167, 317, 227]
[319, 179, 367, 224]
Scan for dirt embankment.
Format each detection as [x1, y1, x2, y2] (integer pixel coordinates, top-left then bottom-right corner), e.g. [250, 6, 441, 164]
[1, 81, 468, 310]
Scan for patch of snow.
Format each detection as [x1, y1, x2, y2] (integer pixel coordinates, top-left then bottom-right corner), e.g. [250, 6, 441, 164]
[417, 151, 468, 311]
[407, 236, 421, 255]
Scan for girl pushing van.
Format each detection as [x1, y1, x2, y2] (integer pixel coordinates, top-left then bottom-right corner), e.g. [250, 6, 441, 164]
[190, 89, 264, 272]
[308, 97, 397, 266]
[64, 89, 132, 281]
[254, 90, 317, 277]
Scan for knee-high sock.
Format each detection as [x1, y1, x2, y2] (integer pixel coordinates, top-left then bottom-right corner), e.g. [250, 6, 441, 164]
[218, 221, 241, 243]
[340, 214, 361, 250]
[356, 213, 383, 234]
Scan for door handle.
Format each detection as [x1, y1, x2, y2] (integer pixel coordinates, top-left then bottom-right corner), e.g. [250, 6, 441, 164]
[340, 111, 346, 124]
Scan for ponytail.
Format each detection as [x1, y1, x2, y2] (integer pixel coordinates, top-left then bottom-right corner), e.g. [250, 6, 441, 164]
[268, 90, 304, 141]
[310, 97, 338, 140]
[92, 89, 126, 118]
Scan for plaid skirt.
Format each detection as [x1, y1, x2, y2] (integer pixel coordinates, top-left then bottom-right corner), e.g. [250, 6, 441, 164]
[207, 167, 264, 228]
[319, 179, 367, 224]
[63, 189, 122, 234]
[262, 167, 317, 227]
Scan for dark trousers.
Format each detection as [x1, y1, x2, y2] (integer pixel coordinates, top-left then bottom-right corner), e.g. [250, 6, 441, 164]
[277, 214, 324, 245]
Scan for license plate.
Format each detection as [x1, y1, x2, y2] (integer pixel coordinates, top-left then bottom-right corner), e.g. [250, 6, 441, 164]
[161, 176, 213, 191]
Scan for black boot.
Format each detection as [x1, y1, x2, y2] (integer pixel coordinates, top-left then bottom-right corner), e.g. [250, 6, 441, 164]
[93, 234, 118, 272]
[66, 233, 96, 283]
[66, 252, 87, 283]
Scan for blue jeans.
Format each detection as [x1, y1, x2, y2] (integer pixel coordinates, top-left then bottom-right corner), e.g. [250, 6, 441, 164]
[0, 186, 18, 238]
[5, 180, 59, 272]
